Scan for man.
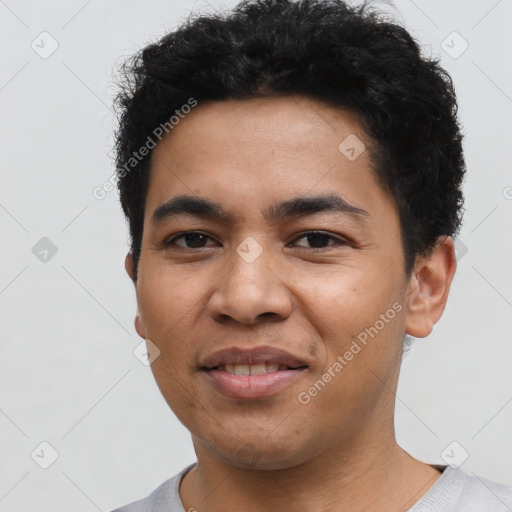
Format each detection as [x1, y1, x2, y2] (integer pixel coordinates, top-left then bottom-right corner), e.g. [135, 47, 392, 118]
[112, 0, 512, 510]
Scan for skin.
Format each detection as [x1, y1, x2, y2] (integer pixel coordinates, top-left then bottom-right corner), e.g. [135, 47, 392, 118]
[125, 95, 457, 511]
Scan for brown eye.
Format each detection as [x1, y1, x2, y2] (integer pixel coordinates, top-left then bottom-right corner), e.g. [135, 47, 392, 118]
[166, 232, 216, 249]
[292, 231, 347, 249]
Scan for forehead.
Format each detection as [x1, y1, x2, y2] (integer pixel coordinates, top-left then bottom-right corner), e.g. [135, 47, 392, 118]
[146, 95, 395, 223]
[152, 95, 370, 165]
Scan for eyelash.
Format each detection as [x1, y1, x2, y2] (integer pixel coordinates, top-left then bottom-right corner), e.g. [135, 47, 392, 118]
[164, 230, 348, 251]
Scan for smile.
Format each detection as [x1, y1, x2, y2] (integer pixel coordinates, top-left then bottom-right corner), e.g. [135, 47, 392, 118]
[216, 363, 295, 375]
[201, 365, 308, 399]
[199, 345, 310, 399]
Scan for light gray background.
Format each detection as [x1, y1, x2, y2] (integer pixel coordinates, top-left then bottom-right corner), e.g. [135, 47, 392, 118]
[1, 0, 511, 510]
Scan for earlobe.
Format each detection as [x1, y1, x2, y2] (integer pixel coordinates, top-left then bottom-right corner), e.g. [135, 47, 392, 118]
[134, 307, 147, 339]
[125, 252, 146, 338]
[125, 252, 136, 284]
[404, 236, 457, 338]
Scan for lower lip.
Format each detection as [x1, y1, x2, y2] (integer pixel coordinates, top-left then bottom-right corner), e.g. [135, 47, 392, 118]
[201, 368, 307, 399]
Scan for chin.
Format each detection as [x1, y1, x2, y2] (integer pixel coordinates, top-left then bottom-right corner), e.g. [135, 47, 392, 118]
[202, 430, 317, 471]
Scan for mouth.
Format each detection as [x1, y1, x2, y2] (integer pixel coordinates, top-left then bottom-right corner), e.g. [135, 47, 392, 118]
[207, 362, 307, 375]
[199, 346, 309, 399]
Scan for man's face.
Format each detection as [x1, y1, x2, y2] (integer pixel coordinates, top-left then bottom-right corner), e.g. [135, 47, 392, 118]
[130, 95, 413, 469]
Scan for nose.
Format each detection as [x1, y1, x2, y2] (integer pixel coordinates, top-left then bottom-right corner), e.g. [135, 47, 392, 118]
[207, 246, 293, 325]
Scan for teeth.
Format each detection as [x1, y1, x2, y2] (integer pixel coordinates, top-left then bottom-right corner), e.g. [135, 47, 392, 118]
[232, 364, 250, 376]
[224, 363, 281, 375]
[248, 364, 266, 375]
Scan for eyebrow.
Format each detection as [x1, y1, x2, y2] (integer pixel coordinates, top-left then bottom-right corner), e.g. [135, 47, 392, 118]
[151, 194, 369, 225]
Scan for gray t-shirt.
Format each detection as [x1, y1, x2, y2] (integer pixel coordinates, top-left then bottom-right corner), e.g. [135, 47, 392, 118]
[112, 463, 512, 511]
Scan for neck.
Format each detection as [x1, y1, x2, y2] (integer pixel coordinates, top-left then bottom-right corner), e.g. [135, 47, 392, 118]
[179, 430, 442, 512]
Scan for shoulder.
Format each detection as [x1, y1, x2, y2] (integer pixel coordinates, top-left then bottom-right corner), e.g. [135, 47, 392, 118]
[110, 463, 197, 512]
[457, 469, 512, 511]
[411, 465, 512, 511]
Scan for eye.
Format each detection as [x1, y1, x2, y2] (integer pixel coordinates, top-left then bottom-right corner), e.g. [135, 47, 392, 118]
[164, 230, 347, 251]
[165, 231, 218, 249]
[291, 231, 348, 250]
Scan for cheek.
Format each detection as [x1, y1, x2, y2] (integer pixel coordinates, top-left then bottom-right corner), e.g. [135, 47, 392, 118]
[298, 272, 405, 429]
[135, 268, 209, 417]
[136, 266, 207, 336]
[135, 269, 209, 404]
[296, 264, 405, 360]
[294, 266, 388, 329]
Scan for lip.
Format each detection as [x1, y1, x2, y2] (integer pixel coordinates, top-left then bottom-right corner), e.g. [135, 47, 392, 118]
[199, 345, 309, 400]
[200, 345, 309, 369]
[202, 368, 307, 399]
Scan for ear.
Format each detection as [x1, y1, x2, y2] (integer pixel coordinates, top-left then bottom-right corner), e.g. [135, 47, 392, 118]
[125, 252, 137, 284]
[405, 236, 457, 338]
[125, 252, 146, 339]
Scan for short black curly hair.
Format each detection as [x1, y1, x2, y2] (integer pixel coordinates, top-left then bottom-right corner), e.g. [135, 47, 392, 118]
[114, 0, 465, 279]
